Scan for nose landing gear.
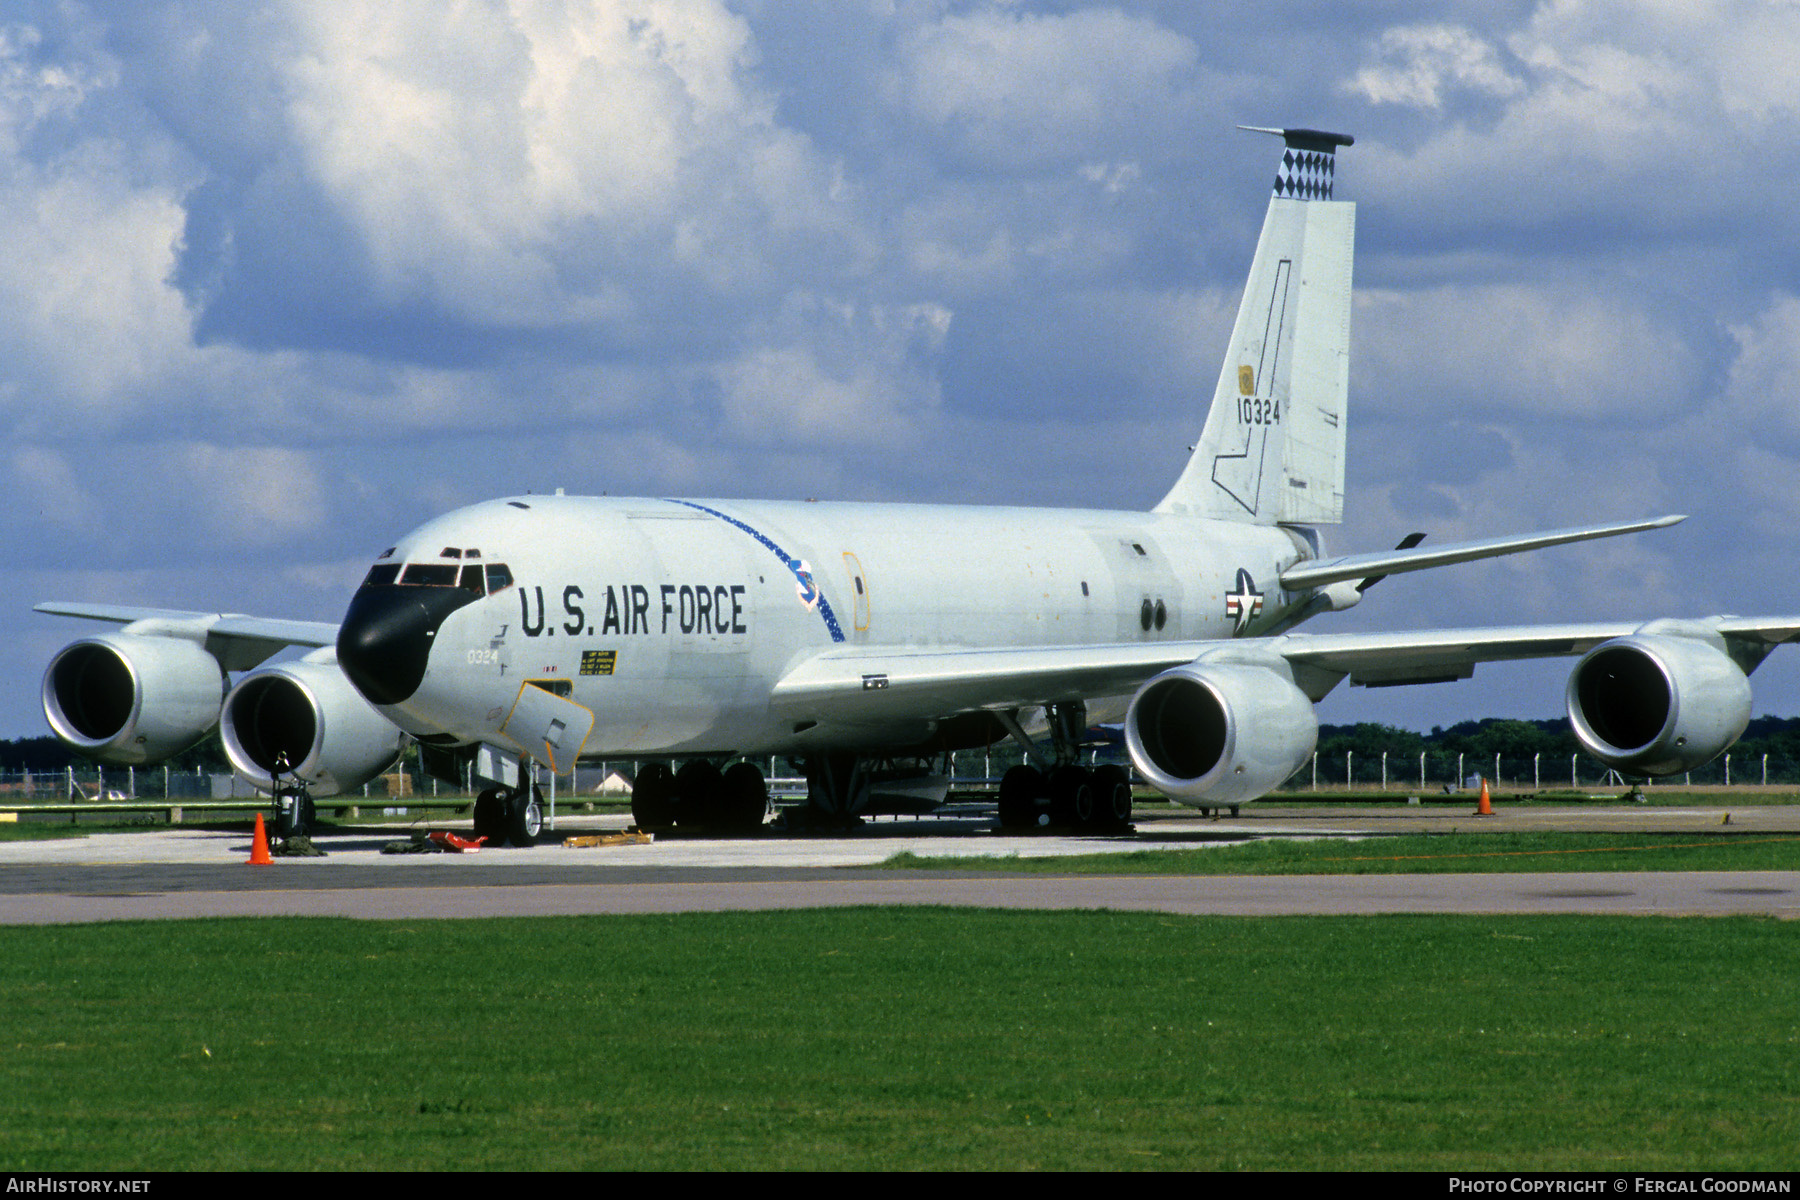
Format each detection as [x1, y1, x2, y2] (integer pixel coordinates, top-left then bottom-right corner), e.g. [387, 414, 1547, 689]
[473, 783, 543, 847]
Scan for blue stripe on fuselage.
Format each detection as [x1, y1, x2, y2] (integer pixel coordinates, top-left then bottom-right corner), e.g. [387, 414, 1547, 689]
[667, 499, 847, 643]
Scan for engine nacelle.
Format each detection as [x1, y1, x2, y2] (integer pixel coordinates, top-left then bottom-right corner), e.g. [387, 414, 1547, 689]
[1124, 652, 1318, 806]
[42, 633, 225, 764]
[221, 651, 408, 796]
[1566, 626, 1751, 776]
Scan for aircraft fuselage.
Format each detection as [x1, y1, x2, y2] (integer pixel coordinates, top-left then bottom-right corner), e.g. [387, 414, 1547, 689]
[350, 494, 1313, 760]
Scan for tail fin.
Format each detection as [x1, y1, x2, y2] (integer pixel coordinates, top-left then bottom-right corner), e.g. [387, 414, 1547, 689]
[1155, 127, 1355, 525]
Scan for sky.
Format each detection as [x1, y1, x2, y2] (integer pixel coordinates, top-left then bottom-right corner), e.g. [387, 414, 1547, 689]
[8, 0, 1800, 739]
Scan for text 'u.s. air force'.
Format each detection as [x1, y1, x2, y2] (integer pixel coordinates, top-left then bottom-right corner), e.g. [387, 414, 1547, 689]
[518, 584, 748, 638]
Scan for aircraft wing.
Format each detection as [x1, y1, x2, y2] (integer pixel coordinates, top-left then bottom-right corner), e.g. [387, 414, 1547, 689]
[770, 642, 1211, 721]
[1277, 515, 1685, 590]
[34, 602, 338, 671]
[770, 616, 1800, 722]
[1279, 617, 1800, 688]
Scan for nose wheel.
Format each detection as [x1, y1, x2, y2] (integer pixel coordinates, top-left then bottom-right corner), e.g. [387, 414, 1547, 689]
[472, 784, 543, 847]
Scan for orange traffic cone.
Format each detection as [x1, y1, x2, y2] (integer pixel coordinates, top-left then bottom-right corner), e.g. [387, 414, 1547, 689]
[1474, 778, 1494, 817]
[248, 812, 274, 865]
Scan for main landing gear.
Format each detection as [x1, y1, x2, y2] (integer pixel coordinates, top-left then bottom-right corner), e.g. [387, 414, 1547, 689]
[997, 762, 1133, 832]
[994, 701, 1134, 833]
[629, 760, 771, 834]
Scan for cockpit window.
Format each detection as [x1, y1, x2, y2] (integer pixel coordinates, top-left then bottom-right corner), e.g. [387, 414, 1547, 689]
[400, 564, 459, 587]
[364, 560, 511, 591]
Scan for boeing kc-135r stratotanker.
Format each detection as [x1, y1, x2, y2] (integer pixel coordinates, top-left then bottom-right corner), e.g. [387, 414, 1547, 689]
[36, 128, 1800, 844]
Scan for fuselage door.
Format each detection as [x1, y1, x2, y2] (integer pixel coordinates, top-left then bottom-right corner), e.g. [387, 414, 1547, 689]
[500, 678, 594, 775]
[843, 552, 870, 634]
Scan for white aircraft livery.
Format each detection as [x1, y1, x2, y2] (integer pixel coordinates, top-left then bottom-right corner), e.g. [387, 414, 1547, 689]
[36, 128, 1800, 845]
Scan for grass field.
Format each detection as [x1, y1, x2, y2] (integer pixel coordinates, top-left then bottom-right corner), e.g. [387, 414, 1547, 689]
[2, 910, 1798, 1171]
[881, 831, 1800, 874]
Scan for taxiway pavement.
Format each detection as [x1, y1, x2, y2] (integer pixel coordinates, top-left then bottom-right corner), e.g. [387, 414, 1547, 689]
[2, 803, 1797, 923]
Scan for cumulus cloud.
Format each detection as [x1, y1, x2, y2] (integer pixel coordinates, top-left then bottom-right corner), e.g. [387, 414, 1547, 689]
[1354, 283, 1711, 424]
[153, 0, 864, 353]
[1348, 1, 1800, 259]
[7, 447, 104, 539]
[715, 297, 951, 448]
[0, 167, 193, 421]
[1656, 293, 1800, 546]
[1344, 24, 1525, 109]
[168, 443, 328, 543]
[1711, 294, 1800, 448]
[892, 6, 1200, 169]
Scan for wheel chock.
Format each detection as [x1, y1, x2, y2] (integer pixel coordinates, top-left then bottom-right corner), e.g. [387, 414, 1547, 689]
[562, 831, 655, 848]
[428, 831, 487, 853]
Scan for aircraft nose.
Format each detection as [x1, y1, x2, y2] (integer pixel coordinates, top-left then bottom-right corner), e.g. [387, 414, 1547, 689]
[336, 584, 479, 706]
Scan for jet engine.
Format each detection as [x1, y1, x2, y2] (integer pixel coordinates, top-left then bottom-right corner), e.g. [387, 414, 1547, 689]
[42, 633, 225, 764]
[220, 650, 408, 796]
[1124, 651, 1318, 806]
[1566, 625, 1751, 776]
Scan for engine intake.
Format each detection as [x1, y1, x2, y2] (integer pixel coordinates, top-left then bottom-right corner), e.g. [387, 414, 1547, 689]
[1125, 654, 1318, 806]
[42, 634, 225, 764]
[221, 652, 408, 796]
[1566, 628, 1750, 776]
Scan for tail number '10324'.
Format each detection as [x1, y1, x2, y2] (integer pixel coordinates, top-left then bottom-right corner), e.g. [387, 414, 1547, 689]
[1239, 397, 1280, 425]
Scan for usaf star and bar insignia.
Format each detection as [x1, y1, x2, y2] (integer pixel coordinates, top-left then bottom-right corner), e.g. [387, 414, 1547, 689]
[1225, 568, 1265, 635]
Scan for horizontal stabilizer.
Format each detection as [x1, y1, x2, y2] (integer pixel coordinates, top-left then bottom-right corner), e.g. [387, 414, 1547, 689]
[1278, 515, 1685, 591]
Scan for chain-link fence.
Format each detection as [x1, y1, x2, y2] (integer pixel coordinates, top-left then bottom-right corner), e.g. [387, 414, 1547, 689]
[7, 744, 1796, 809]
[0, 767, 240, 801]
[1288, 750, 1800, 791]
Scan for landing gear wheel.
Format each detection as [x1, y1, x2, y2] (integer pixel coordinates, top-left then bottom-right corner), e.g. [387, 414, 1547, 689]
[998, 765, 1044, 831]
[473, 787, 506, 844]
[1091, 765, 1133, 828]
[507, 786, 543, 847]
[718, 762, 770, 833]
[1048, 765, 1094, 828]
[675, 760, 723, 829]
[630, 763, 677, 830]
